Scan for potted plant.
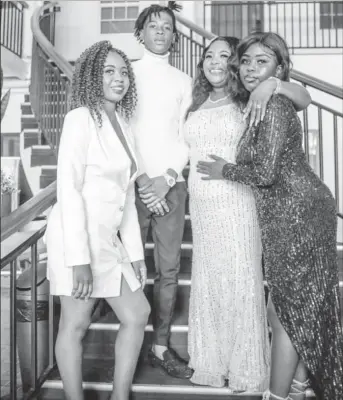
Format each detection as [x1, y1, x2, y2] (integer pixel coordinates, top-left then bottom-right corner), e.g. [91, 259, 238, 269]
[1, 168, 16, 217]
[1, 66, 14, 217]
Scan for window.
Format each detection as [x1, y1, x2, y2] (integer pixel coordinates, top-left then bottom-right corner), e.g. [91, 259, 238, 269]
[208, 1, 264, 38]
[100, 1, 139, 34]
[320, 2, 343, 29]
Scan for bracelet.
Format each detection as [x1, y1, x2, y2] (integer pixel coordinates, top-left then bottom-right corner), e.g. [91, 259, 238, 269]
[268, 76, 282, 95]
[274, 77, 282, 95]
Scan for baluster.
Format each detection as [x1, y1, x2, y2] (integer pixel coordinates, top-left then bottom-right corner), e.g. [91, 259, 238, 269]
[10, 259, 17, 400]
[318, 107, 324, 179]
[333, 115, 339, 208]
[303, 107, 309, 162]
[31, 243, 38, 390]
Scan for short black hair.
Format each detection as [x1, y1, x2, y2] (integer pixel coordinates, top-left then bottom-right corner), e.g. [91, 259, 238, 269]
[134, 1, 182, 43]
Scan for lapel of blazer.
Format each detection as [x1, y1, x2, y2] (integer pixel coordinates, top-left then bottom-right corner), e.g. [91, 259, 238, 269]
[98, 110, 138, 180]
[116, 112, 138, 181]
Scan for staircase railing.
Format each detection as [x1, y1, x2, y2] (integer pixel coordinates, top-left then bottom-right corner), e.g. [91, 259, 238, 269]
[173, 14, 343, 221]
[30, 2, 72, 154]
[0, 1, 27, 58]
[1, 3, 72, 399]
[203, 1, 343, 51]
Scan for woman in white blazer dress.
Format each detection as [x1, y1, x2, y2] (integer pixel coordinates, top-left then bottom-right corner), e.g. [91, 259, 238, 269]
[45, 42, 150, 400]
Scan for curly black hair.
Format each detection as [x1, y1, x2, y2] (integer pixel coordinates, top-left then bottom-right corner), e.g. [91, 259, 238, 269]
[186, 36, 249, 120]
[134, 1, 182, 44]
[69, 40, 137, 126]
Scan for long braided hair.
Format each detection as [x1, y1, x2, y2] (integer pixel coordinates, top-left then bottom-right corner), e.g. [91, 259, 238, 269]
[134, 1, 182, 44]
[69, 40, 137, 126]
[185, 36, 249, 119]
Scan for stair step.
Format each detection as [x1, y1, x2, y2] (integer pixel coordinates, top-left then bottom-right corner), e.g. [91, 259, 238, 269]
[21, 114, 39, 130]
[31, 145, 57, 167]
[21, 102, 33, 115]
[23, 129, 41, 148]
[40, 358, 315, 400]
[40, 166, 57, 188]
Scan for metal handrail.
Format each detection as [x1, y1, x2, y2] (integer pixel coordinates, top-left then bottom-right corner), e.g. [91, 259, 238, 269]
[1, 181, 56, 242]
[31, 2, 72, 81]
[175, 13, 343, 99]
[0, 0, 25, 58]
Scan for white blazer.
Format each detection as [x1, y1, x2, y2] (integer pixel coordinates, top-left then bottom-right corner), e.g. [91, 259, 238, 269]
[46, 107, 144, 297]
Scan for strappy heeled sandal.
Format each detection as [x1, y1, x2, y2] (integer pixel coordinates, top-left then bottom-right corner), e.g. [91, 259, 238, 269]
[289, 378, 309, 398]
[263, 389, 291, 400]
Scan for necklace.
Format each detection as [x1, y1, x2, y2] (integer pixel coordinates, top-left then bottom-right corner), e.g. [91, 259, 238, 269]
[208, 94, 230, 104]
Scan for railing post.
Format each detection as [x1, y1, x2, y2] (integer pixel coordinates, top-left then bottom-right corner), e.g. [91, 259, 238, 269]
[31, 243, 38, 390]
[190, 30, 194, 78]
[10, 259, 17, 400]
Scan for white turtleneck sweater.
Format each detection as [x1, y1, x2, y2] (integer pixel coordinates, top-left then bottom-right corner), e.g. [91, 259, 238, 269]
[131, 49, 192, 181]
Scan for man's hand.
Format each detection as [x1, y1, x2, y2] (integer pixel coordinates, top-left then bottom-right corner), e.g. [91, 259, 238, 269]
[72, 264, 93, 300]
[147, 199, 169, 216]
[132, 259, 147, 289]
[138, 176, 170, 207]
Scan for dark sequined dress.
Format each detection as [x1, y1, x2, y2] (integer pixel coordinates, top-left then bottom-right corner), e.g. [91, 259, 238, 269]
[222, 95, 343, 399]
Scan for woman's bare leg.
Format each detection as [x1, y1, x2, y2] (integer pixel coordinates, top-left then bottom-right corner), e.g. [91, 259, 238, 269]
[106, 278, 150, 400]
[55, 296, 96, 400]
[267, 297, 299, 398]
[289, 360, 308, 400]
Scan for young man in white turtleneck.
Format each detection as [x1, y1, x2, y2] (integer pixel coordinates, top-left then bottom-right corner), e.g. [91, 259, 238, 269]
[131, 2, 193, 380]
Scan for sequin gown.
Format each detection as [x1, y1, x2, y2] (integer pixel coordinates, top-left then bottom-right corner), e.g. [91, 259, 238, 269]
[223, 95, 343, 399]
[184, 104, 270, 390]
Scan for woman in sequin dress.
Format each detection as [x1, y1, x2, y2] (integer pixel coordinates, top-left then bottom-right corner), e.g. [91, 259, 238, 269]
[198, 32, 343, 400]
[184, 37, 312, 391]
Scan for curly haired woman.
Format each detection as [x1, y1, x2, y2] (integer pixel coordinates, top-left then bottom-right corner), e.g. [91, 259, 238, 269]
[198, 32, 343, 400]
[45, 41, 150, 400]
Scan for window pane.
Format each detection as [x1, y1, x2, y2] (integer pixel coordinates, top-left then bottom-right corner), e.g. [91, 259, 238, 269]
[333, 3, 343, 14]
[127, 6, 138, 19]
[333, 15, 343, 28]
[114, 7, 125, 19]
[101, 7, 112, 20]
[101, 21, 118, 33]
[320, 3, 331, 15]
[114, 20, 135, 33]
[320, 15, 332, 29]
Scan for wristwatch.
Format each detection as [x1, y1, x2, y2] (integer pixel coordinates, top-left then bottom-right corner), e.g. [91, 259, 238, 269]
[163, 172, 176, 188]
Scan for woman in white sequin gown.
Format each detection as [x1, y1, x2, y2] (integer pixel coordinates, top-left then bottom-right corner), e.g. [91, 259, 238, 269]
[184, 37, 270, 390]
[185, 103, 270, 389]
[185, 37, 313, 390]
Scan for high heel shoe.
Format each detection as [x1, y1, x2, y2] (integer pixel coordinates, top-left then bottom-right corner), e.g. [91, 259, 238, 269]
[289, 378, 309, 398]
[263, 390, 291, 400]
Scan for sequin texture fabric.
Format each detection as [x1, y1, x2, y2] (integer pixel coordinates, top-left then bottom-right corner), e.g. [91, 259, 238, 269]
[184, 104, 270, 390]
[223, 95, 343, 399]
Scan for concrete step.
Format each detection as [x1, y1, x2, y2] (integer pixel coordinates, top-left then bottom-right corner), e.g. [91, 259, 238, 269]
[21, 114, 39, 130]
[23, 128, 41, 148]
[31, 145, 57, 167]
[21, 102, 33, 115]
[40, 358, 316, 400]
[40, 166, 57, 189]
